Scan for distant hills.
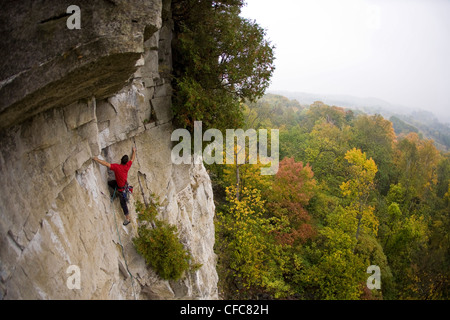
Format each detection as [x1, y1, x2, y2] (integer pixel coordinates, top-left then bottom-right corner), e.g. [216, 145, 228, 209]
[267, 90, 450, 152]
[270, 90, 395, 112]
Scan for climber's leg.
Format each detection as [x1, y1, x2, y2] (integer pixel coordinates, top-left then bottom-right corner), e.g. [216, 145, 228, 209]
[108, 180, 131, 225]
[108, 180, 118, 195]
[118, 193, 129, 216]
[119, 193, 131, 225]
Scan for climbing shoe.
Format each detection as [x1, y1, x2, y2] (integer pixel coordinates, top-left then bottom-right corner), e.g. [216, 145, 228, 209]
[123, 219, 131, 226]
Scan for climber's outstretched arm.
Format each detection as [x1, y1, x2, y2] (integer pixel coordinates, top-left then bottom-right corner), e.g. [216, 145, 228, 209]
[93, 156, 111, 169]
[131, 147, 136, 163]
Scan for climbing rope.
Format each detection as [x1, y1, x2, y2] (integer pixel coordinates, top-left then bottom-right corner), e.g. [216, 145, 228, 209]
[132, 138, 149, 208]
[110, 187, 138, 300]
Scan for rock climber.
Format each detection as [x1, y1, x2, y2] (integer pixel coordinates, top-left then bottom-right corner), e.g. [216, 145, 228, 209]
[93, 147, 136, 226]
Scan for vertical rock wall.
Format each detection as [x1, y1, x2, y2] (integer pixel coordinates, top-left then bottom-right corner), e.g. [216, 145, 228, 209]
[0, 0, 218, 300]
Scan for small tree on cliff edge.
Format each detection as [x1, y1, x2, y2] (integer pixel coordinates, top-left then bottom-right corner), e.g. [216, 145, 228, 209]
[172, 0, 275, 132]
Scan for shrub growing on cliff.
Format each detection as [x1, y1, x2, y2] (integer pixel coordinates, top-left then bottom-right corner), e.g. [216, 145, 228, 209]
[133, 200, 194, 281]
[172, 0, 275, 132]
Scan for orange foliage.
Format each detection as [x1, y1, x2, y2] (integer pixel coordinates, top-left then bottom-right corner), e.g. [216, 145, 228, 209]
[268, 157, 317, 245]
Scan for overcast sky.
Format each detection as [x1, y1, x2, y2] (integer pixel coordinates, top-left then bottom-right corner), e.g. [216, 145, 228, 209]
[240, 0, 450, 121]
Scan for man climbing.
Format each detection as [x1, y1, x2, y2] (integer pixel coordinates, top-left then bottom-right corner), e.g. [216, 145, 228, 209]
[93, 147, 136, 226]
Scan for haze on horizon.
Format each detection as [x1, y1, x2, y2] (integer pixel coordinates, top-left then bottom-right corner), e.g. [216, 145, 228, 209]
[240, 0, 450, 123]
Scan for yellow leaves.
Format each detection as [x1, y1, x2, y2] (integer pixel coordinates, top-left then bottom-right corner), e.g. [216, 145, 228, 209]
[361, 205, 379, 237]
[340, 181, 352, 197]
[337, 148, 380, 239]
[341, 151, 377, 201]
[345, 148, 378, 178]
[445, 184, 450, 204]
[292, 254, 303, 271]
[405, 214, 428, 241]
[394, 132, 441, 198]
[303, 245, 366, 300]
[321, 225, 356, 251]
[220, 186, 274, 289]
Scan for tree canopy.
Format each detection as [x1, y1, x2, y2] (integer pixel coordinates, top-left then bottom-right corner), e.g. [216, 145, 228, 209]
[212, 96, 449, 300]
[172, 0, 275, 132]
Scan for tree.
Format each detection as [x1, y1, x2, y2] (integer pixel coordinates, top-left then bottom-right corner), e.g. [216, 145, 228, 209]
[436, 154, 450, 199]
[340, 148, 379, 243]
[351, 114, 396, 195]
[380, 184, 432, 298]
[299, 149, 384, 300]
[216, 186, 290, 298]
[305, 120, 351, 192]
[268, 157, 317, 246]
[301, 205, 367, 300]
[279, 125, 309, 162]
[223, 158, 272, 201]
[413, 207, 450, 299]
[394, 133, 440, 200]
[172, 0, 275, 131]
[301, 102, 350, 131]
[383, 212, 428, 298]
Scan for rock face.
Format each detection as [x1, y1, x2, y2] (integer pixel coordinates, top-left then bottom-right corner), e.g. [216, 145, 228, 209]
[0, 0, 219, 300]
[0, 0, 162, 129]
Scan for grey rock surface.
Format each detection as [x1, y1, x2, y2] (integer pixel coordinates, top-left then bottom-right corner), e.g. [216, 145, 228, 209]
[0, 0, 218, 300]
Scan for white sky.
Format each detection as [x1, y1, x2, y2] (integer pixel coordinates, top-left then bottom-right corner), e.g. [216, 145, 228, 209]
[240, 0, 450, 121]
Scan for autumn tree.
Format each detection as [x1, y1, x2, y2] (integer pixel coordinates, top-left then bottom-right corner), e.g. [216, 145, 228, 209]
[301, 102, 351, 131]
[223, 158, 272, 201]
[216, 186, 291, 298]
[340, 148, 379, 243]
[381, 141, 448, 298]
[436, 155, 450, 199]
[351, 114, 396, 195]
[268, 157, 317, 246]
[299, 149, 383, 300]
[305, 120, 351, 192]
[394, 133, 440, 200]
[301, 207, 368, 300]
[381, 204, 429, 298]
[214, 98, 281, 201]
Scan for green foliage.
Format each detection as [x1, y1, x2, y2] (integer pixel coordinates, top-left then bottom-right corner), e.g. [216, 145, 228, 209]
[392, 112, 450, 152]
[351, 114, 396, 195]
[436, 155, 450, 198]
[390, 115, 419, 136]
[247, 94, 305, 128]
[212, 94, 449, 300]
[300, 206, 366, 299]
[133, 200, 195, 281]
[216, 186, 292, 298]
[301, 102, 352, 131]
[394, 133, 441, 199]
[172, 0, 275, 132]
[304, 120, 350, 192]
[279, 125, 309, 162]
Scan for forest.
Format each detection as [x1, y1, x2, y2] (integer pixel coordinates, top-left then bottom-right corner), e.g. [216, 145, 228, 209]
[170, 0, 449, 300]
[211, 94, 449, 300]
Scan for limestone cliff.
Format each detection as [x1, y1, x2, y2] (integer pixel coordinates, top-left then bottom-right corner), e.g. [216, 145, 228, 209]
[0, 0, 218, 299]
